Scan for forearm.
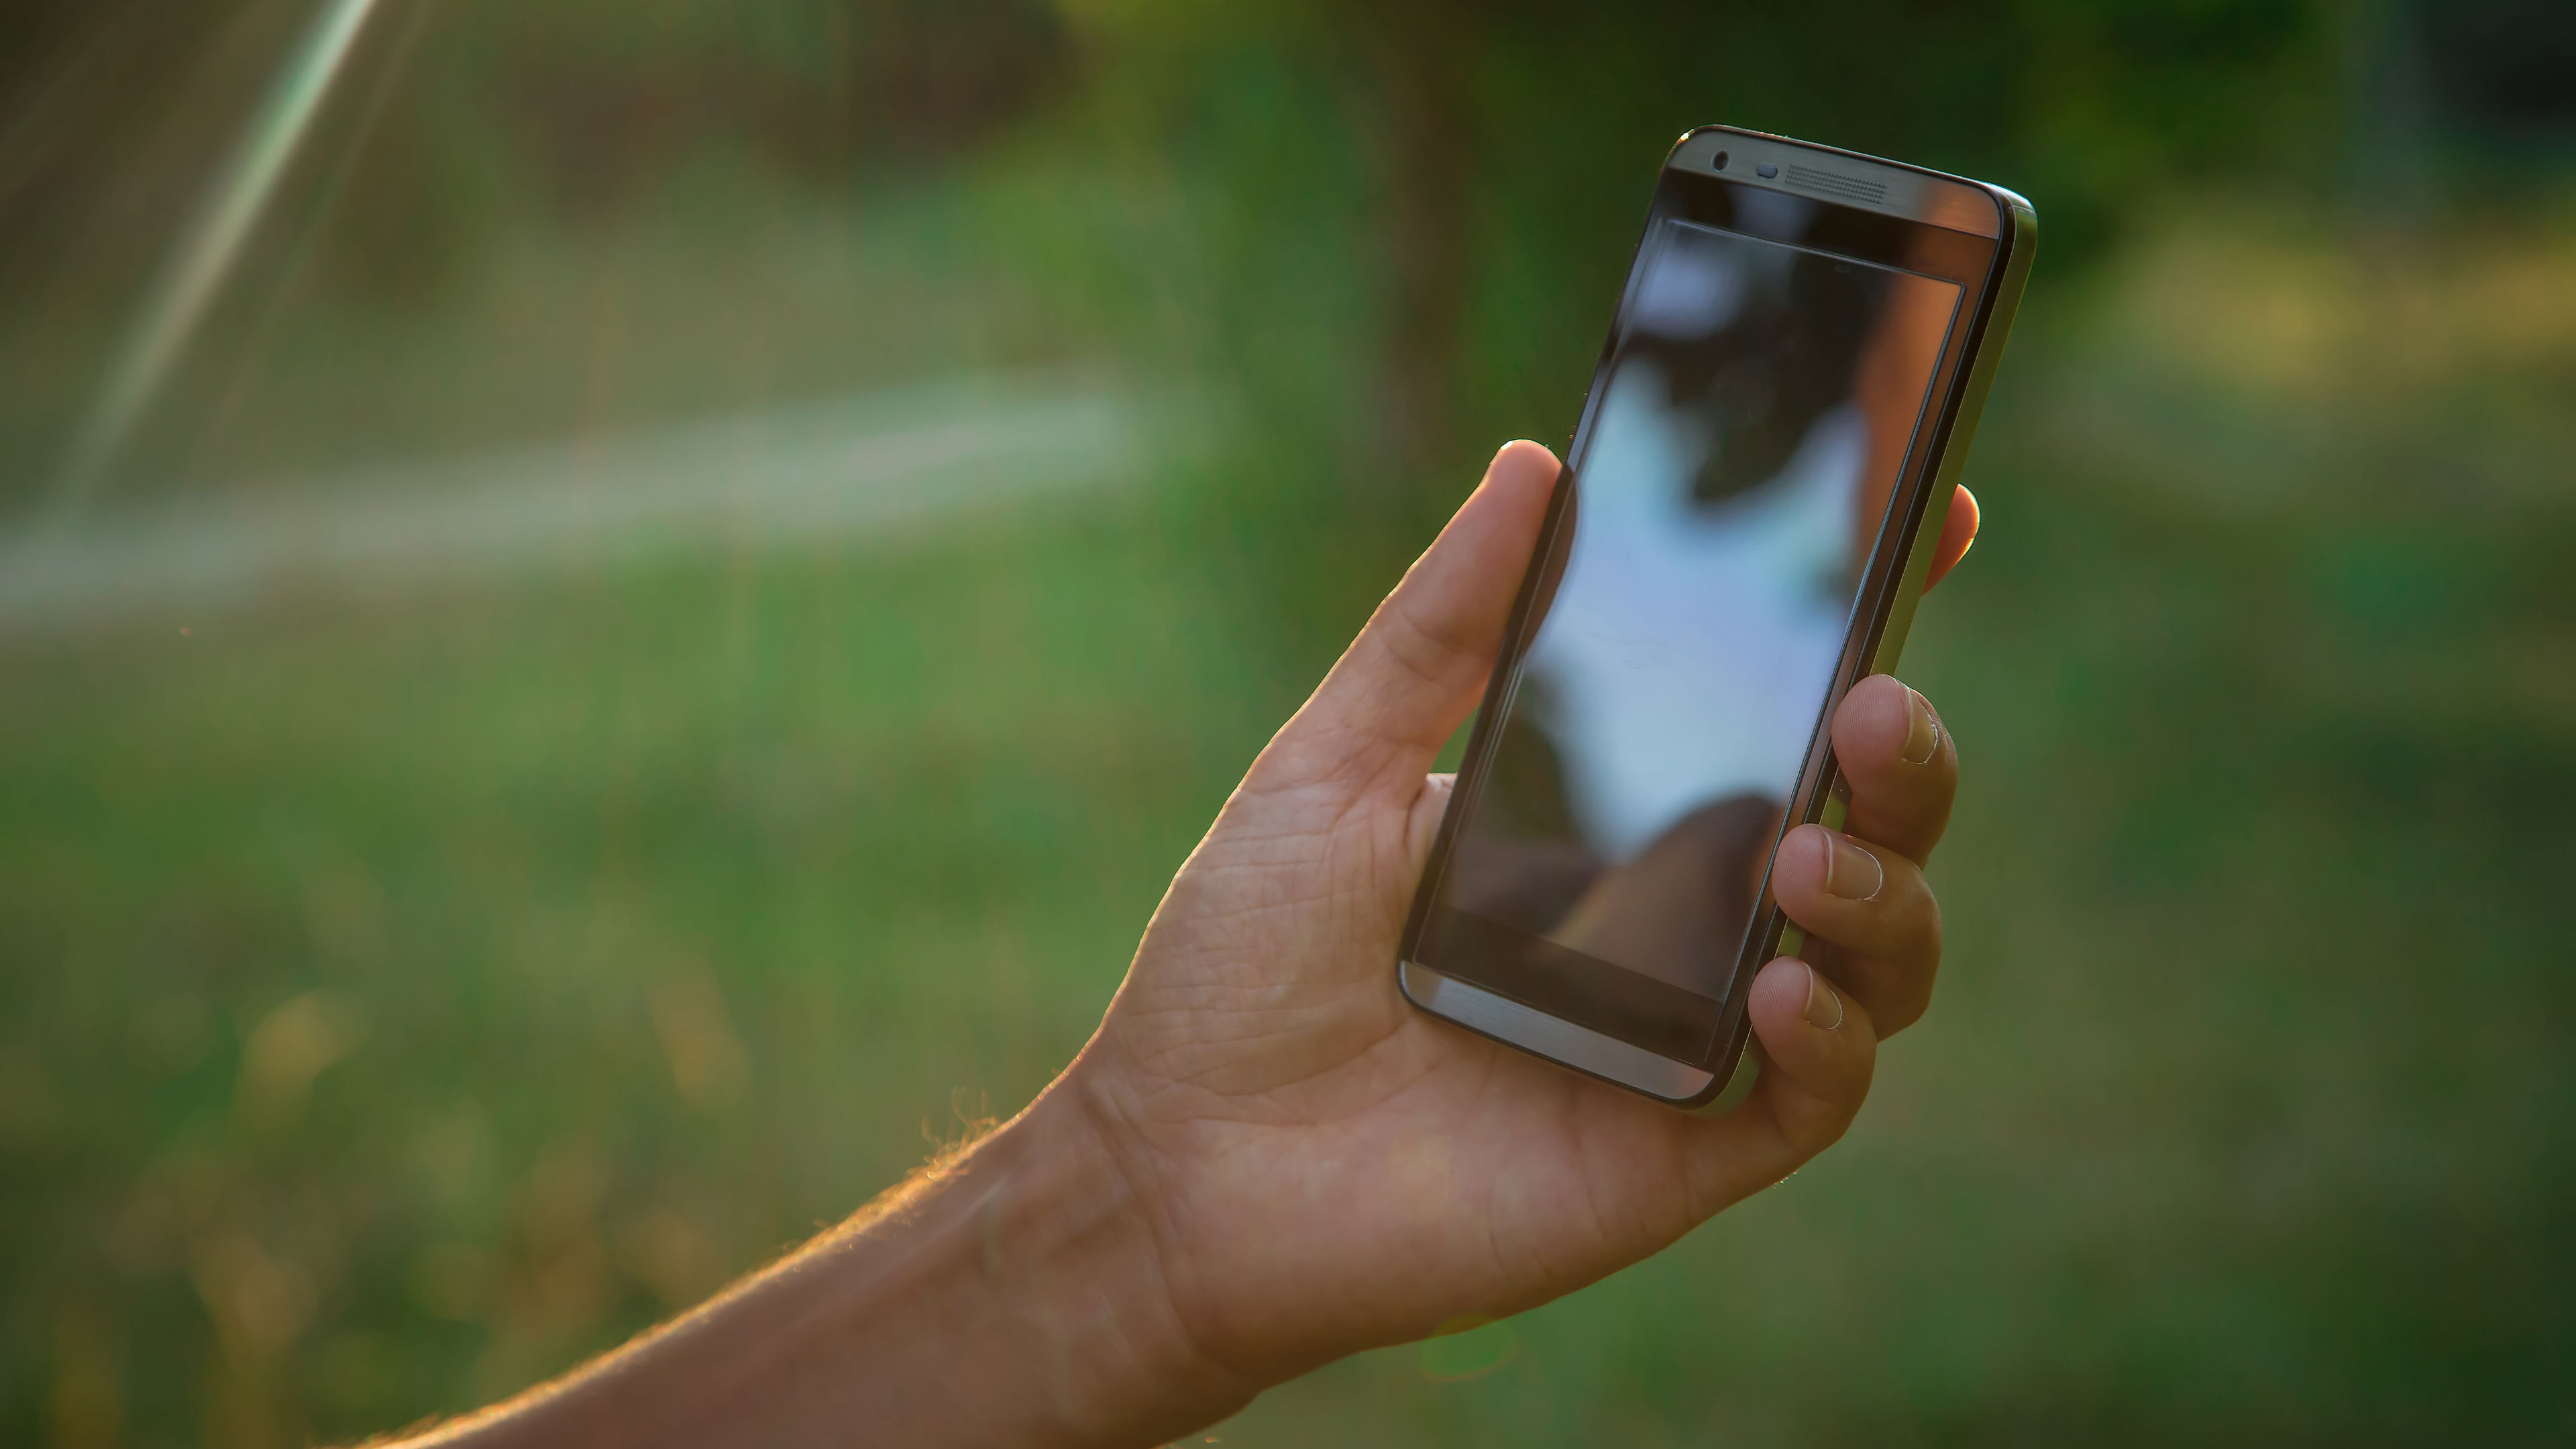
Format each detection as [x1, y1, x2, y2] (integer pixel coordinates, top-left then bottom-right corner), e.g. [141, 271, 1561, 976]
[405, 1081, 1246, 1449]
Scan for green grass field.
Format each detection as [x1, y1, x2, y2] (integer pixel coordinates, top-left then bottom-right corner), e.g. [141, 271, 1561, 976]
[5, 181, 2574, 1448]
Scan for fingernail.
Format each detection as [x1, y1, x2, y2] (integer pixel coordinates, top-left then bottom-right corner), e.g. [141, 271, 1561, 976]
[1900, 686, 1941, 766]
[1819, 830, 1884, 901]
[1801, 961, 1846, 1031]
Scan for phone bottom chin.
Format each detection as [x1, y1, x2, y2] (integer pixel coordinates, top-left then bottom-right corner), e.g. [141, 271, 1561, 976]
[1399, 961, 1726, 1106]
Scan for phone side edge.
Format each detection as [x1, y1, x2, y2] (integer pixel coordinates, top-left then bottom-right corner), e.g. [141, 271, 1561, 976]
[1863, 191, 2037, 682]
[1778, 189, 2034, 965]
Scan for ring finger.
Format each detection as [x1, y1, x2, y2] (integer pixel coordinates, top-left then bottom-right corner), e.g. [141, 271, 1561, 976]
[1767, 822, 1941, 1036]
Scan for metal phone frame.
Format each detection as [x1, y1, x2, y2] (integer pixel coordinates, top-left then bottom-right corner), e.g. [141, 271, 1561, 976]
[1397, 123, 2038, 1110]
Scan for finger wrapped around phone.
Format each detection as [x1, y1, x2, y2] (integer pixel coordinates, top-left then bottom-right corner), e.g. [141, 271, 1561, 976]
[1742, 955, 1878, 1157]
[1768, 822, 1941, 1038]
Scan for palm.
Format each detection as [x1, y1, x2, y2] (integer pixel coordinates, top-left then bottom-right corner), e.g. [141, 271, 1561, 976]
[1093, 767, 1752, 1376]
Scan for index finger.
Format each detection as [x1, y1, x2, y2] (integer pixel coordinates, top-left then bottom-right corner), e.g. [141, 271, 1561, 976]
[1921, 484, 1980, 594]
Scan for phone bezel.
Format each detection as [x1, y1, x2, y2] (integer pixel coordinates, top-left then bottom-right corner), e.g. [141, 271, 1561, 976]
[1395, 124, 2036, 1109]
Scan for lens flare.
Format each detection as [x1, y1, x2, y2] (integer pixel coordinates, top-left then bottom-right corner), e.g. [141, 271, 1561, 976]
[42, 0, 387, 521]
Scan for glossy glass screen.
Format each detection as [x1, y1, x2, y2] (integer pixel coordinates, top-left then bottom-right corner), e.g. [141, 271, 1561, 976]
[1426, 213, 1960, 1058]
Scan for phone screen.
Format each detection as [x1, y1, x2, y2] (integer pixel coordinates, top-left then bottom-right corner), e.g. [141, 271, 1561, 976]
[1420, 209, 1962, 1063]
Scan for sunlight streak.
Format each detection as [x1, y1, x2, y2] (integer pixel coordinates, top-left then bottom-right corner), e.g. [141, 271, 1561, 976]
[42, 0, 388, 521]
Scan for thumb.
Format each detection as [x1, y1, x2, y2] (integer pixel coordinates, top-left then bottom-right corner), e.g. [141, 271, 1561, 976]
[1252, 440, 1560, 800]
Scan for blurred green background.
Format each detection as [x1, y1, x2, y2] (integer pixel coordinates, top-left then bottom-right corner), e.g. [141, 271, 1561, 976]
[4, 1, 2573, 1444]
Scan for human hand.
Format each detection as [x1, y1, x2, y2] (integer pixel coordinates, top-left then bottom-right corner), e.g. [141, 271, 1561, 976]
[405, 441, 1975, 1449]
[1058, 440, 1972, 1399]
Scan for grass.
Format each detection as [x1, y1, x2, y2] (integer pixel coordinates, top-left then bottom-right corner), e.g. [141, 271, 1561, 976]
[1224, 225, 2576, 1446]
[5, 198, 2575, 1447]
[0, 482, 1284, 1444]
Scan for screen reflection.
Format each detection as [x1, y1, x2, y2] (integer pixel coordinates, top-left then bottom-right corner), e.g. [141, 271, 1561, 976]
[1437, 217, 1959, 1016]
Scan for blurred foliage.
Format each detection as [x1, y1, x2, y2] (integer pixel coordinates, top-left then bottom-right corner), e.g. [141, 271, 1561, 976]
[3, 0, 2575, 1445]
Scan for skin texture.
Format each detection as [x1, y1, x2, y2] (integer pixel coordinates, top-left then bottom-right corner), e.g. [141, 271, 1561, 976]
[403, 442, 1973, 1449]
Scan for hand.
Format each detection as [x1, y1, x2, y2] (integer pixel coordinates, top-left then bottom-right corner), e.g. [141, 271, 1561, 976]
[1061, 441, 1970, 1393]
[403, 441, 1974, 1449]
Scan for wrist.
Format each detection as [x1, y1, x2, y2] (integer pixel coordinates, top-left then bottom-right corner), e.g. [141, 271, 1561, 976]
[904, 1077, 1252, 1444]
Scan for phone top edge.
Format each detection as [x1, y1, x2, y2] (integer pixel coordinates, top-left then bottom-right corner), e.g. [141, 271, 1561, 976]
[1666, 125, 2010, 237]
[1399, 962, 1724, 1106]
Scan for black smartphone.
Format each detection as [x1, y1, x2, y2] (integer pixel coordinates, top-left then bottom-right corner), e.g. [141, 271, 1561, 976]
[1397, 125, 2035, 1110]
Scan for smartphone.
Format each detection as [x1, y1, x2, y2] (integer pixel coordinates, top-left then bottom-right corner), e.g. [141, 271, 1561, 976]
[1396, 126, 2034, 1110]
